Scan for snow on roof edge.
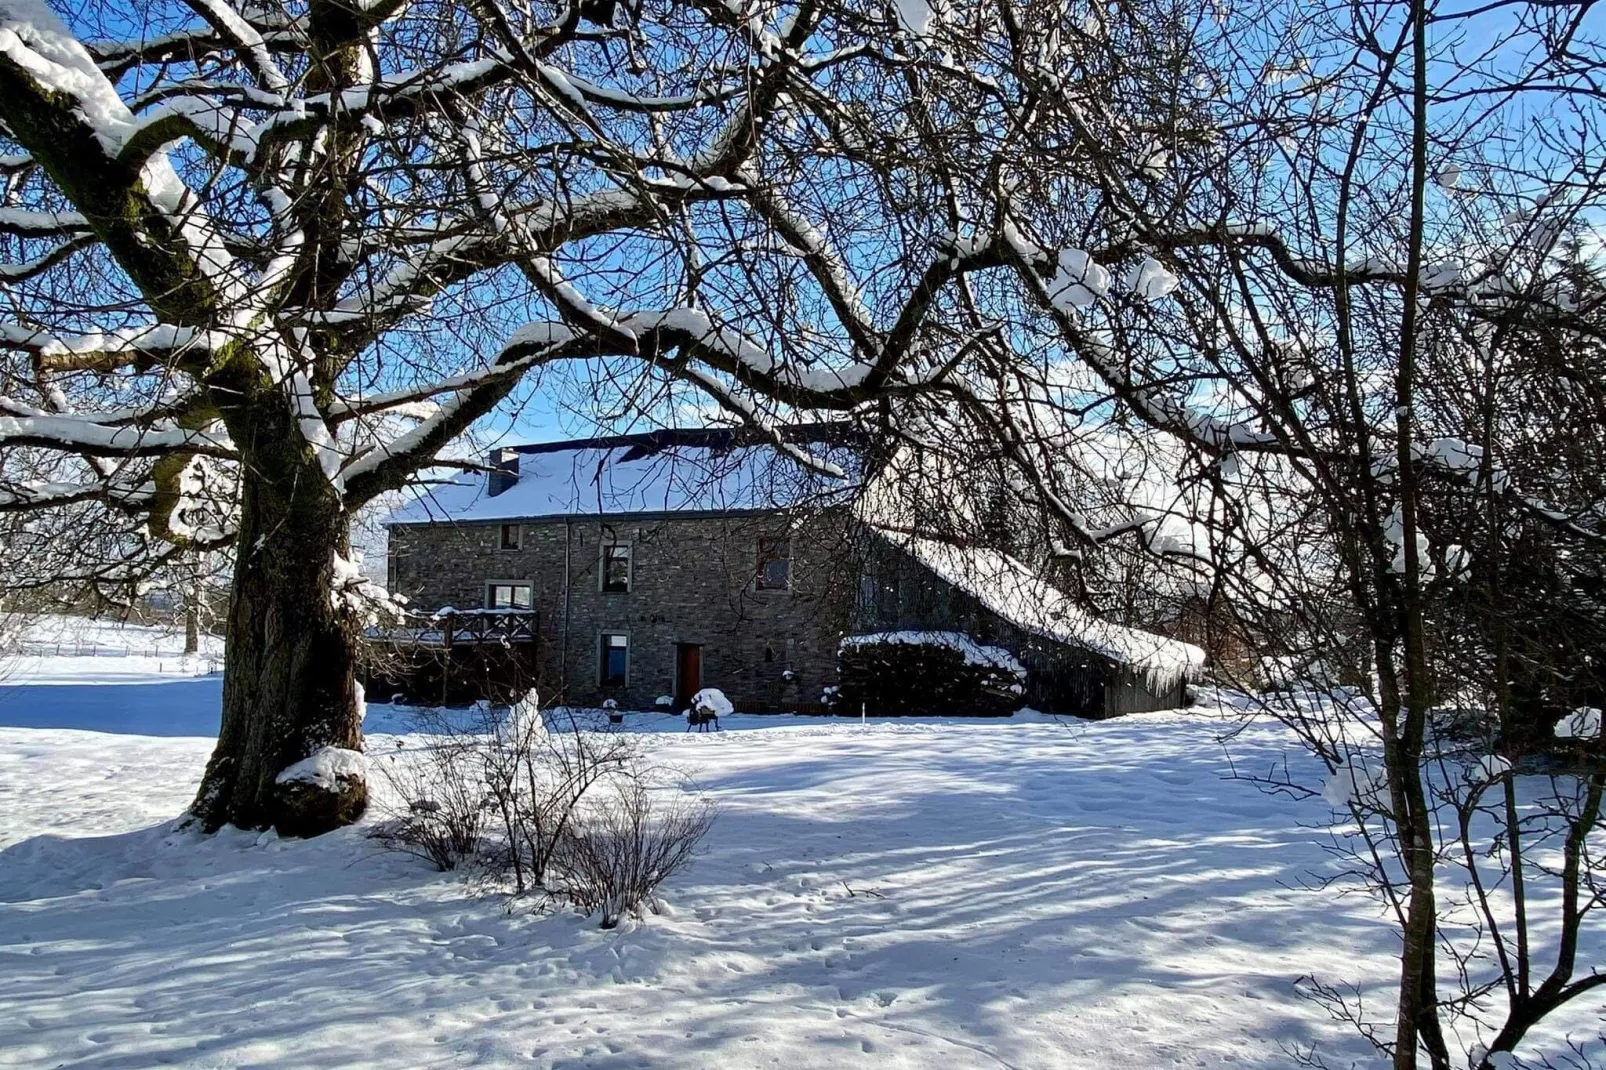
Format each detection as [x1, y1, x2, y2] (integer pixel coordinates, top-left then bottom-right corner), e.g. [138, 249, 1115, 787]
[381, 483, 796, 526]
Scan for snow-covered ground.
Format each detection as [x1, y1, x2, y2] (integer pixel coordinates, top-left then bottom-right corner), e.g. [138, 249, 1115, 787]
[4, 633, 1572, 1069]
[8, 614, 222, 685]
[0, 689, 1409, 1068]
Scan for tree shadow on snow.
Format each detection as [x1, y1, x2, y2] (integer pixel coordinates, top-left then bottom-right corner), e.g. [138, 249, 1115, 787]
[0, 720, 1393, 1069]
[0, 679, 222, 737]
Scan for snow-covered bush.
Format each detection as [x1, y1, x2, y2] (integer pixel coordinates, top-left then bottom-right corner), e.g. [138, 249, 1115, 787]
[1320, 753, 1391, 812]
[1554, 706, 1603, 741]
[837, 632, 1027, 716]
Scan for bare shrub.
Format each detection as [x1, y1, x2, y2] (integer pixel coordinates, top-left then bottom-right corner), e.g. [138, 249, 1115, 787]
[479, 701, 637, 897]
[367, 694, 714, 925]
[367, 718, 487, 872]
[549, 778, 716, 929]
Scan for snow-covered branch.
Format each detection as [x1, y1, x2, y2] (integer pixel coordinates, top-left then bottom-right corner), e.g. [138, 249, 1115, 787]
[0, 207, 89, 236]
[181, 0, 290, 93]
[0, 0, 240, 316]
[0, 473, 154, 511]
[0, 323, 226, 371]
[0, 409, 232, 457]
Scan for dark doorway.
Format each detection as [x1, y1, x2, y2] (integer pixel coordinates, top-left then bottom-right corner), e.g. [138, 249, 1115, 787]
[675, 643, 703, 709]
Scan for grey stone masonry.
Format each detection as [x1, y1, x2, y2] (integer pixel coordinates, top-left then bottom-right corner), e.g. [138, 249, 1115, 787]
[388, 510, 857, 711]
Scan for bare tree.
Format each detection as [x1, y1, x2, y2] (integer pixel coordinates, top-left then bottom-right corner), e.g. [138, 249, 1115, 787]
[0, 0, 1199, 834]
[930, 0, 1606, 1062]
[4, 0, 1601, 1057]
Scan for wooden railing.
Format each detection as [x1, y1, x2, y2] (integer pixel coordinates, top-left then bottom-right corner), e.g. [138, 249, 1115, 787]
[361, 609, 542, 707]
[439, 609, 539, 648]
[367, 609, 538, 648]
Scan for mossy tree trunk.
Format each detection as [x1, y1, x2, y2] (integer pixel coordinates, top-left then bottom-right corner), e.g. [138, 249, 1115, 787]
[189, 410, 365, 837]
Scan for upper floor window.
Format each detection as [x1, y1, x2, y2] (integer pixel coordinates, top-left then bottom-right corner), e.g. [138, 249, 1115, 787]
[600, 632, 629, 685]
[499, 523, 521, 551]
[601, 543, 631, 593]
[487, 581, 532, 610]
[757, 537, 791, 590]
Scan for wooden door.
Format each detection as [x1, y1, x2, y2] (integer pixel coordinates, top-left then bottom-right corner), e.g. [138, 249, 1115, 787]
[675, 644, 702, 708]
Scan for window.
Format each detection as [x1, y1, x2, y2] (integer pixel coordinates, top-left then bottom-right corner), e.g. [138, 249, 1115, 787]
[757, 537, 791, 590]
[486, 581, 532, 610]
[386, 551, 399, 589]
[601, 543, 631, 593]
[499, 523, 521, 551]
[600, 632, 629, 685]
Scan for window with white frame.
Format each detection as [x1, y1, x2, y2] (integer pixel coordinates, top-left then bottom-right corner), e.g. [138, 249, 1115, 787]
[599, 632, 629, 685]
[756, 537, 791, 590]
[486, 581, 532, 610]
[601, 543, 631, 593]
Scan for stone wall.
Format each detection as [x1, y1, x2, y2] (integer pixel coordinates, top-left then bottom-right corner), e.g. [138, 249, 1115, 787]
[387, 510, 857, 711]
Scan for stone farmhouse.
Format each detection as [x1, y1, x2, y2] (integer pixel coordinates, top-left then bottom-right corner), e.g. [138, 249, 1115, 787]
[383, 426, 1202, 716]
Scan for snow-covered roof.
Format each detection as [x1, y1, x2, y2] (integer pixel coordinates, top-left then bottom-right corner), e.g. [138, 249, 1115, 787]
[885, 532, 1205, 693]
[386, 426, 858, 525]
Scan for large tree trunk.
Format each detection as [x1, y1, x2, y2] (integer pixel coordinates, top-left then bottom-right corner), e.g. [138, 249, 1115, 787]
[189, 431, 366, 837]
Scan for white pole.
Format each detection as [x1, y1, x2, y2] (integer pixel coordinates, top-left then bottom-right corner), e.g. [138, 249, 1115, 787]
[861, 701, 866, 727]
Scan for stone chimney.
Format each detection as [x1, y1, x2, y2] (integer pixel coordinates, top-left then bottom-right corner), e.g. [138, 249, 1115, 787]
[487, 447, 520, 497]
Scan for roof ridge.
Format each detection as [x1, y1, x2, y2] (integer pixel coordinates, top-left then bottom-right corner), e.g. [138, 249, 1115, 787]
[501, 421, 861, 457]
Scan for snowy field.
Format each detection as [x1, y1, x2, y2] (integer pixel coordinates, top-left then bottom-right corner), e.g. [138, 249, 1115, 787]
[0, 674, 1426, 1069]
[7, 614, 222, 686]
